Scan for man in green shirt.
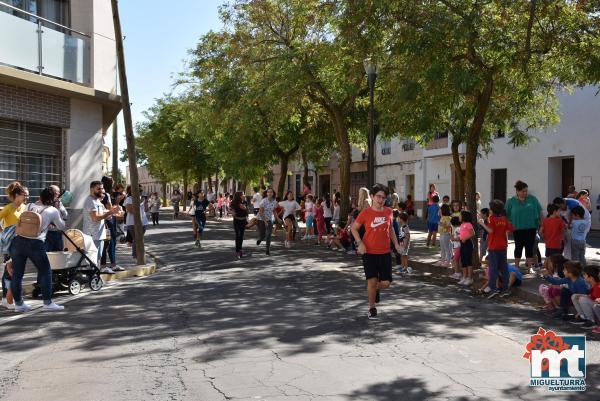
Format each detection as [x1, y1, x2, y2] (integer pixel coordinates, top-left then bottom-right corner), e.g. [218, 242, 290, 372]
[506, 181, 543, 269]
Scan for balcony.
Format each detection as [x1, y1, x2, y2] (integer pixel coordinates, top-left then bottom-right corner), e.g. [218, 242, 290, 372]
[0, 4, 90, 86]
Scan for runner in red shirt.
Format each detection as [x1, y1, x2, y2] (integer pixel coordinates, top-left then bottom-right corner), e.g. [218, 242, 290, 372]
[351, 184, 402, 320]
[480, 199, 515, 298]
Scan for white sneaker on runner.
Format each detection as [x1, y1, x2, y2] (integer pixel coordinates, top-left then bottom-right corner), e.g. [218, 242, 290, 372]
[14, 303, 32, 313]
[1, 298, 15, 310]
[42, 302, 64, 311]
[101, 267, 115, 274]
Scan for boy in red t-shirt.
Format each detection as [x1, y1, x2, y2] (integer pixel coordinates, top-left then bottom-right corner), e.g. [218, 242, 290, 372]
[351, 184, 403, 320]
[540, 204, 566, 267]
[479, 199, 515, 298]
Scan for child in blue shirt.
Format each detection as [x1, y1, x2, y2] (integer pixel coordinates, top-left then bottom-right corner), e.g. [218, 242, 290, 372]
[570, 206, 590, 266]
[426, 195, 440, 247]
[545, 260, 589, 319]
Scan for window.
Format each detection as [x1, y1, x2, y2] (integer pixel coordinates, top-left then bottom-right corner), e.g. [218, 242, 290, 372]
[381, 141, 392, 155]
[494, 130, 506, 139]
[402, 139, 416, 151]
[387, 180, 396, 192]
[1, 0, 70, 30]
[0, 118, 64, 205]
[434, 131, 449, 139]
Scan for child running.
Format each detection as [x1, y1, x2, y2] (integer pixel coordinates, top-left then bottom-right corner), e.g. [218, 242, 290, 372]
[351, 184, 403, 320]
[193, 191, 210, 248]
[302, 194, 315, 240]
[479, 200, 515, 298]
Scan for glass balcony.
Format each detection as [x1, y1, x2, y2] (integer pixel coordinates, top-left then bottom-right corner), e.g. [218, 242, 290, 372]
[0, 5, 90, 85]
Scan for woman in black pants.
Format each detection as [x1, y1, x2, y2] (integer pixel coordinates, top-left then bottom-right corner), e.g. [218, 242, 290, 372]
[505, 181, 543, 269]
[230, 192, 248, 259]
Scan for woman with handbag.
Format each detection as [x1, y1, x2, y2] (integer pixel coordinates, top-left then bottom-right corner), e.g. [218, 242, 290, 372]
[0, 181, 28, 310]
[100, 176, 124, 272]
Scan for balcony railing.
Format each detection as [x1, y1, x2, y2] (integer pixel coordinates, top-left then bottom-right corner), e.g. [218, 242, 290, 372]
[0, 2, 90, 85]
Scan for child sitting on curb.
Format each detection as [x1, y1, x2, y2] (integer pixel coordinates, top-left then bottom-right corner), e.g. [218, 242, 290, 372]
[539, 254, 568, 311]
[571, 265, 600, 330]
[479, 263, 523, 295]
[330, 222, 352, 251]
[544, 261, 589, 319]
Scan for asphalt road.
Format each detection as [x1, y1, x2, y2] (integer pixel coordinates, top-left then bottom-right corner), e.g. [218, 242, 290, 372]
[0, 218, 598, 401]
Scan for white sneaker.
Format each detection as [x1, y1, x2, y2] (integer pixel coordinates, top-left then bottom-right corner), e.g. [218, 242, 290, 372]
[284, 240, 289, 248]
[1, 298, 14, 310]
[451, 273, 462, 280]
[14, 303, 32, 313]
[406, 267, 413, 274]
[463, 278, 473, 286]
[457, 278, 466, 285]
[101, 267, 115, 274]
[483, 286, 491, 294]
[42, 302, 64, 311]
[112, 265, 125, 272]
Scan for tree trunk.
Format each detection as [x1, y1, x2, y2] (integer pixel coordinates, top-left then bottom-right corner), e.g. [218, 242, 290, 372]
[208, 174, 213, 192]
[161, 180, 167, 208]
[111, 0, 144, 265]
[302, 152, 310, 190]
[333, 111, 352, 225]
[277, 154, 289, 199]
[182, 171, 188, 211]
[451, 137, 465, 202]
[259, 175, 265, 189]
[111, 120, 119, 182]
[465, 76, 494, 268]
[215, 171, 220, 194]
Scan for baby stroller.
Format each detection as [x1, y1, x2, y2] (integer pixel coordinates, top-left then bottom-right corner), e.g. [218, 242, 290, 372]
[31, 229, 104, 298]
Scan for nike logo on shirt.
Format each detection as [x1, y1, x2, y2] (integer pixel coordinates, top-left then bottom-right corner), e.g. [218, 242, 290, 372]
[370, 217, 387, 229]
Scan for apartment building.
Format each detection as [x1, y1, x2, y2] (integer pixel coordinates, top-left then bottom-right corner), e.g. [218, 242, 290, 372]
[0, 0, 121, 225]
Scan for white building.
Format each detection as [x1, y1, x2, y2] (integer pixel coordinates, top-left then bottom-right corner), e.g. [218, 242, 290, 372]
[477, 87, 600, 229]
[0, 0, 121, 226]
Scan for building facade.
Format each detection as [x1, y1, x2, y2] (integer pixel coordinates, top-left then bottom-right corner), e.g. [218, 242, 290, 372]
[476, 87, 600, 230]
[0, 0, 121, 226]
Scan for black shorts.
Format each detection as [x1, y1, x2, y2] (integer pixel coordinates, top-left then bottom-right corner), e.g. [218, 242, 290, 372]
[363, 253, 393, 282]
[513, 228, 537, 258]
[460, 240, 474, 267]
[545, 248, 562, 257]
[284, 215, 296, 223]
[324, 217, 332, 234]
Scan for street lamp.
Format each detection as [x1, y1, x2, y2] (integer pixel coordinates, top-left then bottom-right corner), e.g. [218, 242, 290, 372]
[364, 57, 378, 188]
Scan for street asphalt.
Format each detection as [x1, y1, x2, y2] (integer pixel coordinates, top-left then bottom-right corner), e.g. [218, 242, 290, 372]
[0, 217, 598, 401]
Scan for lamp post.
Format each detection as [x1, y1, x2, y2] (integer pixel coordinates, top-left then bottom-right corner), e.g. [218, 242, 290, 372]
[364, 58, 378, 188]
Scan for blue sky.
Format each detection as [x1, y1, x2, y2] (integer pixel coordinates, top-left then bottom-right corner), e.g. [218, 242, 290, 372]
[112, 0, 223, 168]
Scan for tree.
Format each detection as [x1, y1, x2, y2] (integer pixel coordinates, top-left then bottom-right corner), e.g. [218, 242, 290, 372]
[193, 0, 387, 218]
[380, 0, 599, 214]
[111, 0, 145, 265]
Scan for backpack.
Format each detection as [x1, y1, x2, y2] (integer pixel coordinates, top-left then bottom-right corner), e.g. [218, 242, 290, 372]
[16, 204, 46, 239]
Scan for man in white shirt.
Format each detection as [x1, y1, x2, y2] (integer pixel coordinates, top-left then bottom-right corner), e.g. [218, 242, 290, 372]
[252, 187, 263, 216]
[82, 181, 120, 273]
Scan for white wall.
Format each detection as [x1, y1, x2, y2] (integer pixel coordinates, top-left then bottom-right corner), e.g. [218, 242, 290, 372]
[92, 0, 117, 94]
[67, 98, 104, 217]
[477, 87, 600, 229]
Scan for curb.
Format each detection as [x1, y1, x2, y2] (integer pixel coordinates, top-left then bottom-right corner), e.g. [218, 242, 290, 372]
[23, 254, 158, 296]
[408, 259, 542, 305]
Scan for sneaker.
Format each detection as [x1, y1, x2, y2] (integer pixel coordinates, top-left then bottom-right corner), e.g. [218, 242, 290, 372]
[112, 265, 125, 272]
[101, 267, 115, 274]
[256, 239, 262, 246]
[582, 320, 596, 329]
[406, 267, 413, 275]
[592, 326, 600, 334]
[499, 290, 511, 298]
[347, 250, 356, 255]
[235, 251, 241, 259]
[457, 278, 466, 285]
[451, 273, 462, 280]
[266, 250, 270, 256]
[487, 291, 500, 300]
[367, 307, 378, 320]
[397, 267, 407, 274]
[194, 240, 200, 247]
[14, 303, 31, 313]
[375, 290, 380, 304]
[1, 298, 15, 310]
[42, 302, 64, 311]
[462, 278, 473, 286]
[571, 317, 588, 325]
[482, 286, 491, 294]
[301, 236, 308, 241]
